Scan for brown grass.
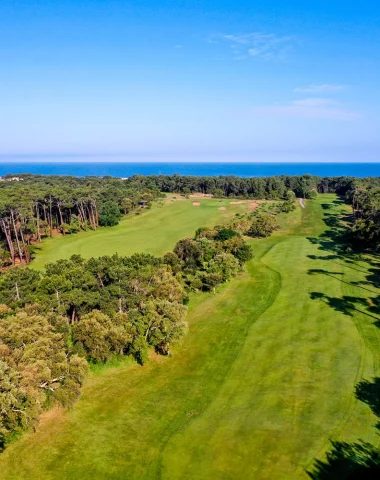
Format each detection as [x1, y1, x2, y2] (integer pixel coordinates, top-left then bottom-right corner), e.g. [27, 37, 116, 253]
[248, 201, 260, 212]
[189, 193, 213, 198]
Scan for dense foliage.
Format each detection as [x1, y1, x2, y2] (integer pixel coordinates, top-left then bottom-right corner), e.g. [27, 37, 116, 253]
[0, 175, 160, 266]
[0, 309, 88, 448]
[129, 173, 319, 198]
[0, 225, 254, 448]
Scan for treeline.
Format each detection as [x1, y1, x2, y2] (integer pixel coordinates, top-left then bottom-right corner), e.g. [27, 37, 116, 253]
[0, 227, 253, 448]
[0, 175, 161, 266]
[128, 173, 319, 199]
[317, 176, 380, 249]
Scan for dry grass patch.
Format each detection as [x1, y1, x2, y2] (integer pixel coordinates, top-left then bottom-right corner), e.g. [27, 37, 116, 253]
[189, 193, 213, 198]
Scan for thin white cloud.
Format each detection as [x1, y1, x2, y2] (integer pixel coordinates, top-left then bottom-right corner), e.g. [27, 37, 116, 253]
[215, 32, 294, 60]
[250, 98, 360, 121]
[294, 84, 346, 94]
[293, 98, 339, 107]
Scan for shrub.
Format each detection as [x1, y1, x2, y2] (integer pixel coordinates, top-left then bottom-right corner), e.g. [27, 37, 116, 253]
[99, 201, 122, 227]
[248, 215, 279, 238]
[215, 228, 240, 242]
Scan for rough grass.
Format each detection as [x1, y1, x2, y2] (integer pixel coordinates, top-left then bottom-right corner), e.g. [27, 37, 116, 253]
[1, 195, 380, 479]
[31, 197, 249, 270]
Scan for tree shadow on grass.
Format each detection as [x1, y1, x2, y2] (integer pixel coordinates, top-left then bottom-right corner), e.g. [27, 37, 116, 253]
[308, 254, 372, 274]
[309, 292, 380, 322]
[307, 441, 380, 479]
[307, 199, 380, 478]
[355, 378, 380, 419]
[307, 201, 353, 256]
[308, 379, 380, 478]
[308, 269, 380, 296]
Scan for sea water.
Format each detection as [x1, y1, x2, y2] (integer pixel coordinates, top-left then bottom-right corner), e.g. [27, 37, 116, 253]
[0, 162, 379, 178]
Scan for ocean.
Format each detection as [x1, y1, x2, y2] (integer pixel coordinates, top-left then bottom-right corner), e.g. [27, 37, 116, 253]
[0, 162, 380, 178]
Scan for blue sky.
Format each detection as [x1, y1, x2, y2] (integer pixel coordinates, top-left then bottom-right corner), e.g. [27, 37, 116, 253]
[1, 0, 379, 162]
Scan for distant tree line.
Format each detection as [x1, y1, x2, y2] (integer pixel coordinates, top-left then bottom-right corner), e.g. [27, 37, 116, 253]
[0, 225, 254, 449]
[128, 173, 319, 199]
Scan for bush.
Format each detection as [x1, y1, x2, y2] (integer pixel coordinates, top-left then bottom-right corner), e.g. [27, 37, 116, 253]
[99, 201, 122, 227]
[248, 215, 279, 238]
[69, 215, 81, 233]
[235, 244, 254, 263]
[215, 228, 240, 242]
[306, 190, 318, 200]
[281, 201, 296, 213]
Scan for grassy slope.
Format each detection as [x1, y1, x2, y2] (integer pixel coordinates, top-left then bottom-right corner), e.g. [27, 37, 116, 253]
[1, 195, 380, 479]
[31, 197, 249, 270]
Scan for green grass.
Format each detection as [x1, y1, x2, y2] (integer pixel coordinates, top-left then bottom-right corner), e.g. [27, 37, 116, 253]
[31, 197, 249, 270]
[1, 195, 380, 479]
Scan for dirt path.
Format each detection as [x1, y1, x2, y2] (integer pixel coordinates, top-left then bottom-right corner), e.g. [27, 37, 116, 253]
[299, 198, 305, 208]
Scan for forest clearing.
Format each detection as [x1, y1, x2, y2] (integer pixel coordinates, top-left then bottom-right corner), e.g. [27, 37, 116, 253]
[1, 194, 379, 479]
[30, 196, 250, 270]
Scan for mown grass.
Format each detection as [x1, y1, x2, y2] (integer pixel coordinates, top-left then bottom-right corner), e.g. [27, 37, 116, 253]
[1, 195, 380, 479]
[31, 197, 249, 270]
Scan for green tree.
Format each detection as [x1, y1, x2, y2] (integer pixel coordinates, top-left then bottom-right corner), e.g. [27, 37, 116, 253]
[99, 201, 122, 227]
[248, 215, 279, 238]
[121, 197, 134, 214]
[215, 228, 240, 242]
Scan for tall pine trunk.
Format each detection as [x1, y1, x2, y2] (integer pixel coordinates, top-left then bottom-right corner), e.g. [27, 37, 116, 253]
[1, 218, 15, 265]
[10, 209, 24, 265]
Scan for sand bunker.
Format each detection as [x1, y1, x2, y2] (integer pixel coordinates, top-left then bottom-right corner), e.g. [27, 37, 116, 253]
[192, 202, 201, 207]
[229, 201, 246, 205]
[190, 193, 213, 198]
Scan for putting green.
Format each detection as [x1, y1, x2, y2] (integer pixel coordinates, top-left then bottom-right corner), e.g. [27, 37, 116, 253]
[1, 195, 379, 479]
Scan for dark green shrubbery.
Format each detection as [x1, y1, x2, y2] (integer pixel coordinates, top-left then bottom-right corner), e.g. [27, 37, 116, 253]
[99, 201, 122, 227]
[215, 228, 240, 241]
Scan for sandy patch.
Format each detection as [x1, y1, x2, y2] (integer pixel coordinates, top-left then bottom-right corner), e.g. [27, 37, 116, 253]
[229, 201, 246, 205]
[218, 206, 227, 211]
[190, 193, 213, 198]
[248, 201, 260, 212]
[192, 202, 201, 207]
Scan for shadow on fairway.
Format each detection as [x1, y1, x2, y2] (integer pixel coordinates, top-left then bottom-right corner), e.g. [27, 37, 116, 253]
[307, 197, 352, 256]
[309, 292, 380, 322]
[307, 441, 380, 479]
[307, 199, 380, 479]
[307, 254, 372, 274]
[308, 379, 380, 479]
[355, 378, 380, 420]
[308, 269, 380, 295]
